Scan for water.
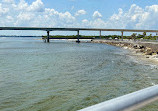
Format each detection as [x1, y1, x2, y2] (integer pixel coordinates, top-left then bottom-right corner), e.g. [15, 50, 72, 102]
[0, 37, 158, 111]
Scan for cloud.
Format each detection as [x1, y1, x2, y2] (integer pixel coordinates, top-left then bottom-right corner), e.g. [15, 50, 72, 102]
[28, 0, 44, 12]
[75, 9, 86, 16]
[2, 0, 14, 4]
[14, 0, 44, 12]
[106, 4, 158, 29]
[0, 0, 76, 27]
[1, 0, 158, 30]
[59, 11, 76, 23]
[93, 11, 102, 18]
[81, 19, 89, 27]
[81, 4, 158, 29]
[81, 18, 106, 28]
[0, 4, 9, 16]
[16, 0, 28, 10]
[17, 12, 34, 21]
[82, 19, 88, 23]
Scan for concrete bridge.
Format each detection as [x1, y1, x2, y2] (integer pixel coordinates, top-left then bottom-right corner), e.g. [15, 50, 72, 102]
[1, 27, 158, 43]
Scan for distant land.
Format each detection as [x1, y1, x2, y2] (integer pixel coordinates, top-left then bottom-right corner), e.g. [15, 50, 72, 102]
[0, 35, 42, 37]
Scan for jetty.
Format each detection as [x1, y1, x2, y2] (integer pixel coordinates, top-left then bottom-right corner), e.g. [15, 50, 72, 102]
[1, 27, 158, 43]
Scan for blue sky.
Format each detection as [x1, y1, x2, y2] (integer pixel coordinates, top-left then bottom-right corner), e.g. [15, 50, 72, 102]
[12, 0, 158, 20]
[21, 0, 158, 14]
[1, 0, 158, 35]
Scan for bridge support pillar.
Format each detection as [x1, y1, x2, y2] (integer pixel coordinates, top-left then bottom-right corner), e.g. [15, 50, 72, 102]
[121, 31, 124, 41]
[76, 30, 80, 43]
[47, 31, 50, 43]
[100, 30, 102, 39]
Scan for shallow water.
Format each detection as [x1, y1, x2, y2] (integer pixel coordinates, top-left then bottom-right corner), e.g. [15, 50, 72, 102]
[0, 37, 158, 111]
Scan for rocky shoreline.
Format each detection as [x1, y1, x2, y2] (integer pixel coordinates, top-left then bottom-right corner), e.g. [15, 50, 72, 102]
[91, 39, 158, 64]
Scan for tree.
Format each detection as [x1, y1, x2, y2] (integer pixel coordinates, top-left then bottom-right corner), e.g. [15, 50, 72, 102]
[137, 34, 144, 39]
[131, 33, 137, 41]
[143, 32, 146, 37]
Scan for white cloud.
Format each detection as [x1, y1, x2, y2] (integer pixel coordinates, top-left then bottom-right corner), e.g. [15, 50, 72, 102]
[1, 0, 158, 30]
[16, 0, 28, 10]
[59, 11, 76, 23]
[14, 0, 44, 12]
[81, 19, 89, 27]
[0, 0, 76, 27]
[82, 19, 88, 23]
[17, 12, 34, 21]
[0, 4, 9, 15]
[2, 0, 14, 4]
[75, 9, 86, 16]
[28, 0, 44, 12]
[89, 18, 106, 28]
[45, 8, 59, 16]
[93, 11, 102, 18]
[7, 16, 13, 20]
[106, 4, 158, 29]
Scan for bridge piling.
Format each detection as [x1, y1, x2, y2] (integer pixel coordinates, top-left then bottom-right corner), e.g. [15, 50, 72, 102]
[47, 31, 50, 43]
[76, 30, 80, 43]
[100, 30, 101, 39]
[121, 31, 124, 41]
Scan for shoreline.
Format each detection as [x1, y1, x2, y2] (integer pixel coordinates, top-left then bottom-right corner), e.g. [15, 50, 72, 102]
[91, 39, 158, 65]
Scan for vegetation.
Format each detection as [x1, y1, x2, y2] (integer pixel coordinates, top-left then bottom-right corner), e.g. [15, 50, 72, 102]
[143, 32, 146, 37]
[131, 33, 137, 41]
[42, 32, 158, 40]
[42, 35, 95, 39]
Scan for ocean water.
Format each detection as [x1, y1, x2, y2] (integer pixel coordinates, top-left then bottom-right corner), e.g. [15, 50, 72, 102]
[0, 37, 158, 111]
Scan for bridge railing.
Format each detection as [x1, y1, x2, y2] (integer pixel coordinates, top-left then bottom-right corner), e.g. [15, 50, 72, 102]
[79, 85, 158, 111]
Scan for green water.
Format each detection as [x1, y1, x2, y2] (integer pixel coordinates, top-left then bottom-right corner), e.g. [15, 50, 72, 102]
[0, 37, 158, 111]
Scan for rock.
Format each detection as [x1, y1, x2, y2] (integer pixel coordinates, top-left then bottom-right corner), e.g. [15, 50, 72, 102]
[152, 53, 157, 56]
[136, 50, 141, 53]
[145, 48, 153, 55]
[145, 51, 153, 55]
[120, 44, 124, 47]
[139, 45, 145, 49]
[123, 47, 128, 49]
[133, 44, 138, 49]
[140, 49, 145, 53]
[156, 50, 158, 54]
[133, 44, 145, 49]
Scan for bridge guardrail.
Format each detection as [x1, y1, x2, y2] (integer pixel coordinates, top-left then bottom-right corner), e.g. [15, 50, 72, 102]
[79, 85, 158, 111]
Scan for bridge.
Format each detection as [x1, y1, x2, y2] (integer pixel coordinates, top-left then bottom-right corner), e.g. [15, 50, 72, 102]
[1, 27, 158, 43]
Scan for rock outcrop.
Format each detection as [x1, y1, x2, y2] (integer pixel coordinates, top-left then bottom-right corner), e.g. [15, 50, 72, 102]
[91, 40, 158, 56]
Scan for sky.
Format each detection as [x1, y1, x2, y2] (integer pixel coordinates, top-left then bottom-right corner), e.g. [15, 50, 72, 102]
[1, 0, 158, 35]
